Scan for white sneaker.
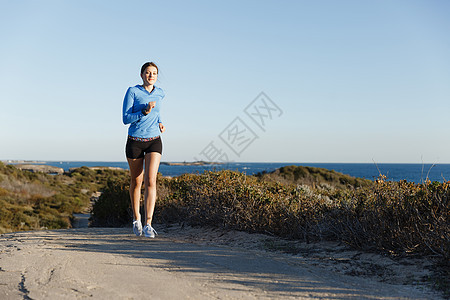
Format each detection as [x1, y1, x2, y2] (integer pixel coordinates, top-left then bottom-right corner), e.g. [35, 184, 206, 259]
[133, 220, 143, 236]
[143, 224, 157, 238]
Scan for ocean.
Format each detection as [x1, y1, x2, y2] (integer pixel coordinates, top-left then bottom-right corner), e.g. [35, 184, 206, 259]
[12, 161, 450, 183]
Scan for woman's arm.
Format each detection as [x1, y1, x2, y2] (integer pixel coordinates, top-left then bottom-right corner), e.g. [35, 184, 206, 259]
[122, 88, 145, 124]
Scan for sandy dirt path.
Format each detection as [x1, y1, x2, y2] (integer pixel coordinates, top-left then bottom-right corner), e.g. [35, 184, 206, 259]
[0, 226, 440, 299]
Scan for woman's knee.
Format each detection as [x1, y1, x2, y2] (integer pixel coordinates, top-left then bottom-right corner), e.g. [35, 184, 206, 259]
[144, 176, 157, 188]
[130, 176, 143, 188]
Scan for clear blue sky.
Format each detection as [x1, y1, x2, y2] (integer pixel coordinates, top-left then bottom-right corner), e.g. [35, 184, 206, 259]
[1, 0, 449, 163]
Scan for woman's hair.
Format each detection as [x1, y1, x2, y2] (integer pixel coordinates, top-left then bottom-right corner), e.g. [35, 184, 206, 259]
[141, 62, 159, 75]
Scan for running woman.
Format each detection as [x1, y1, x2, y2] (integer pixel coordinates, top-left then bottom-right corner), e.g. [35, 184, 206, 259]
[122, 62, 165, 238]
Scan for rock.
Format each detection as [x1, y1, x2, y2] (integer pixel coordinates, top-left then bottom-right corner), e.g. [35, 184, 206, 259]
[88, 167, 124, 171]
[161, 161, 223, 166]
[14, 164, 64, 175]
[68, 166, 125, 173]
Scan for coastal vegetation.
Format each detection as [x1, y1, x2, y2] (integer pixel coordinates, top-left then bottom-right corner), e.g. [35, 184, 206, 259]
[255, 165, 373, 189]
[0, 162, 127, 233]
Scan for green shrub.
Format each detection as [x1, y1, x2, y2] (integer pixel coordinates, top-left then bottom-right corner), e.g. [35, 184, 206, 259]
[256, 165, 373, 189]
[90, 173, 170, 227]
[90, 178, 131, 227]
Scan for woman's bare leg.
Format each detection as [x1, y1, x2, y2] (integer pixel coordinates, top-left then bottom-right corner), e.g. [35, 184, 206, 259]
[127, 158, 144, 221]
[143, 152, 162, 226]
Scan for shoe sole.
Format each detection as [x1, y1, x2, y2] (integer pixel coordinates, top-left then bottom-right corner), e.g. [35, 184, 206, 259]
[144, 230, 156, 238]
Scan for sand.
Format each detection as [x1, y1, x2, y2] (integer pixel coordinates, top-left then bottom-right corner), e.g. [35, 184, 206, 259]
[0, 225, 441, 299]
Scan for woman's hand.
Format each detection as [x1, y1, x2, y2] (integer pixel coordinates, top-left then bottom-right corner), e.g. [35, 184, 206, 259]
[159, 123, 165, 133]
[147, 101, 156, 112]
[142, 101, 156, 116]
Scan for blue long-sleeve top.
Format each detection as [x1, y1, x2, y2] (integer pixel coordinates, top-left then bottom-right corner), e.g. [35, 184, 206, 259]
[122, 85, 165, 138]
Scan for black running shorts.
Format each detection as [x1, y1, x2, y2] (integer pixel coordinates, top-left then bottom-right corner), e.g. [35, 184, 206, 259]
[125, 136, 163, 159]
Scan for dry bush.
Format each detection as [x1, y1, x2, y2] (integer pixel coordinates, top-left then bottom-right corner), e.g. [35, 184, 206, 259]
[156, 171, 337, 240]
[90, 169, 448, 260]
[0, 174, 56, 198]
[154, 171, 448, 259]
[333, 177, 449, 258]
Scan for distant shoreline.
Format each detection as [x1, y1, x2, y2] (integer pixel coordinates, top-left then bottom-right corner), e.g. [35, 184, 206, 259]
[2, 160, 47, 164]
[3, 161, 224, 175]
[3, 160, 223, 167]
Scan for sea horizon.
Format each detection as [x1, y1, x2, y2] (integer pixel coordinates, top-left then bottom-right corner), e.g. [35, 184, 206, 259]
[3, 160, 450, 183]
[4, 159, 450, 166]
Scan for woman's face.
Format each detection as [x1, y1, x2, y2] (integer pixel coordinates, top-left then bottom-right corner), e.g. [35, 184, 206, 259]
[141, 66, 158, 86]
